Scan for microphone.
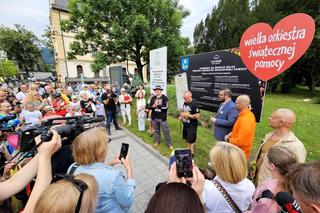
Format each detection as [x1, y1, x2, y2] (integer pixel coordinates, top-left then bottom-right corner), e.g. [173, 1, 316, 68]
[275, 191, 301, 213]
[256, 189, 274, 201]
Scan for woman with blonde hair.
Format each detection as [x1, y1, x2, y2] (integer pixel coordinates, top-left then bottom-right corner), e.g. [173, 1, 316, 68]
[34, 173, 98, 213]
[201, 142, 255, 213]
[22, 90, 48, 111]
[68, 127, 135, 213]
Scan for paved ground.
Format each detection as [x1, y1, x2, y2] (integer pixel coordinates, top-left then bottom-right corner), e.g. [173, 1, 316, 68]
[106, 126, 169, 213]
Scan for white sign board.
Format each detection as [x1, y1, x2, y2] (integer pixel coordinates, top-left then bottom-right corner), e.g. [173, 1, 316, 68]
[0, 50, 7, 59]
[175, 72, 188, 110]
[150, 46, 167, 95]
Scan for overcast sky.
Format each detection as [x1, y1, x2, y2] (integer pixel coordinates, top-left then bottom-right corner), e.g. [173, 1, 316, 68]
[0, 0, 218, 45]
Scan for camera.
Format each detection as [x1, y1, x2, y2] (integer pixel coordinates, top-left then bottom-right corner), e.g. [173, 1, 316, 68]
[0, 114, 17, 125]
[0, 114, 18, 133]
[18, 116, 105, 152]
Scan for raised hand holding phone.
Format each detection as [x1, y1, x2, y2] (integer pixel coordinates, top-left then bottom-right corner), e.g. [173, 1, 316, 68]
[174, 149, 193, 178]
[119, 143, 129, 160]
[119, 143, 132, 179]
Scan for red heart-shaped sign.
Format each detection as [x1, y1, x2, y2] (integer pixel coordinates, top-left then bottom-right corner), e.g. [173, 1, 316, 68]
[240, 13, 315, 81]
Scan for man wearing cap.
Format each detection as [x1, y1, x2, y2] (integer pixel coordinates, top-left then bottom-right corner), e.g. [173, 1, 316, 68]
[69, 95, 81, 114]
[150, 85, 173, 150]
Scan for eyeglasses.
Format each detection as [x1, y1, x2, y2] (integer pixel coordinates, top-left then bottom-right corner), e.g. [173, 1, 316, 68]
[52, 173, 88, 212]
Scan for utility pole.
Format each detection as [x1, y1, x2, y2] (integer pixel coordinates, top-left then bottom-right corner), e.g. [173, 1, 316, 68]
[0, 60, 4, 81]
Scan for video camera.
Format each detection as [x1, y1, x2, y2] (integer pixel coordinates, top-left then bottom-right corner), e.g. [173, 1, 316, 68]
[18, 116, 105, 152]
[0, 114, 18, 133]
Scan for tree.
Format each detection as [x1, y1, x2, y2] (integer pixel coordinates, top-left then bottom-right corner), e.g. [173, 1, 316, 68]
[193, 0, 319, 92]
[0, 24, 41, 76]
[194, 0, 255, 53]
[1, 60, 19, 77]
[42, 25, 54, 52]
[61, 0, 190, 79]
[271, 0, 320, 92]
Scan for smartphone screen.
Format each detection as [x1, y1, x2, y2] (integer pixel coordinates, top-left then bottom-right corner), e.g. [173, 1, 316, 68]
[119, 143, 129, 160]
[174, 149, 193, 178]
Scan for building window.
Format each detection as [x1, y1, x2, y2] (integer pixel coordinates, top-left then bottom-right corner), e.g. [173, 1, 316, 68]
[77, 65, 83, 77]
[94, 71, 100, 78]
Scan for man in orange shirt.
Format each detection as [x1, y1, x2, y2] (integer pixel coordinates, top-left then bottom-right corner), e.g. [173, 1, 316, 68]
[225, 95, 256, 159]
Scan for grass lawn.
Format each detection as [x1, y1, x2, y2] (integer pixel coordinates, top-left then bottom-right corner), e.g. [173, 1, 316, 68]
[124, 85, 320, 169]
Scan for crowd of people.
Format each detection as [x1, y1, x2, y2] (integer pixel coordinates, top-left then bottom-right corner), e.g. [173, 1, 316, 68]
[0, 79, 318, 213]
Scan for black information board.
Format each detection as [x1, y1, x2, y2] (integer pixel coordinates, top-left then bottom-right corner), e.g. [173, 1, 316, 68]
[180, 50, 266, 122]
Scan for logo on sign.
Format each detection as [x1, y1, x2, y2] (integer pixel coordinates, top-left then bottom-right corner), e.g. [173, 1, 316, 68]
[181, 57, 190, 71]
[211, 55, 222, 65]
[239, 13, 315, 81]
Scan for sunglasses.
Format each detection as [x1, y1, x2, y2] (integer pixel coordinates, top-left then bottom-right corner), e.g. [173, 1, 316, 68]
[52, 173, 88, 212]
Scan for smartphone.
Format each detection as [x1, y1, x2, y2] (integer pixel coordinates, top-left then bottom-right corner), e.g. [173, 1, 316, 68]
[174, 149, 193, 178]
[119, 143, 129, 160]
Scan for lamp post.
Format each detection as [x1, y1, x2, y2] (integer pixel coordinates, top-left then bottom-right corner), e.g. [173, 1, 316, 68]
[0, 51, 6, 81]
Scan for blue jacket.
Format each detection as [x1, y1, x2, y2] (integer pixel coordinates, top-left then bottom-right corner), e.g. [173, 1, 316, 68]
[68, 162, 135, 213]
[214, 100, 239, 141]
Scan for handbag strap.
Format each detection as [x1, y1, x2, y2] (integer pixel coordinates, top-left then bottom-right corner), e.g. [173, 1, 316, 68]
[67, 163, 79, 175]
[212, 180, 242, 213]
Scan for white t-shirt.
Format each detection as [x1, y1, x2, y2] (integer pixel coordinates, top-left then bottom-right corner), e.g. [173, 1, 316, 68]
[21, 110, 42, 125]
[16, 91, 27, 101]
[202, 176, 255, 213]
[137, 98, 146, 113]
[65, 112, 82, 117]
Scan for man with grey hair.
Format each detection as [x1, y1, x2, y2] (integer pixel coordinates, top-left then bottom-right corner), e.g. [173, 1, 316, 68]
[225, 95, 256, 160]
[253, 108, 306, 185]
[211, 88, 238, 141]
[150, 85, 173, 150]
[290, 161, 320, 213]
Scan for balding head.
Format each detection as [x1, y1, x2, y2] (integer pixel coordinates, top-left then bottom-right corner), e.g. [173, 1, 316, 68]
[235, 95, 251, 111]
[270, 108, 296, 129]
[183, 91, 192, 103]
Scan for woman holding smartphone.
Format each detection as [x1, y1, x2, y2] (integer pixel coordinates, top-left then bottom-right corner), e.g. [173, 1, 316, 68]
[68, 127, 135, 213]
[201, 142, 255, 213]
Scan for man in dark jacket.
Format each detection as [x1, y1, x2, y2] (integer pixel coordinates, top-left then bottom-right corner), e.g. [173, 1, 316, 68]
[101, 84, 121, 135]
[150, 85, 173, 150]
